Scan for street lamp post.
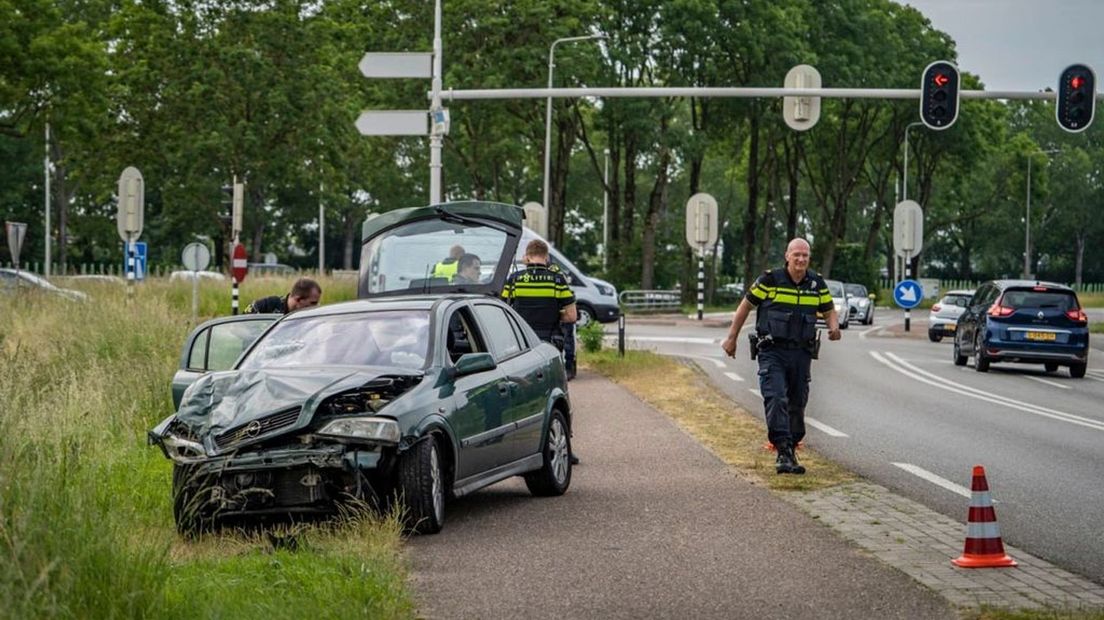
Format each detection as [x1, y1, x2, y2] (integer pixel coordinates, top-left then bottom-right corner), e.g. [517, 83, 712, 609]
[542, 34, 605, 219]
[1025, 148, 1060, 279]
[899, 121, 924, 286]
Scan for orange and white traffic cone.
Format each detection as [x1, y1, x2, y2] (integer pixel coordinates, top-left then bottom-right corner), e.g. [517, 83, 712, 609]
[952, 465, 1017, 568]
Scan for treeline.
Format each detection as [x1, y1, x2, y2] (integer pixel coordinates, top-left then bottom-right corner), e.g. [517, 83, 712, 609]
[3, 0, 1103, 296]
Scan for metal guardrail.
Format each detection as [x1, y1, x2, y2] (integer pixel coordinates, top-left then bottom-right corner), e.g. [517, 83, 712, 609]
[619, 289, 682, 312]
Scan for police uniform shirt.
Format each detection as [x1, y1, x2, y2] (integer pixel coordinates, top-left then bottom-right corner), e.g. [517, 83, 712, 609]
[745, 268, 834, 343]
[501, 264, 575, 339]
[244, 294, 288, 314]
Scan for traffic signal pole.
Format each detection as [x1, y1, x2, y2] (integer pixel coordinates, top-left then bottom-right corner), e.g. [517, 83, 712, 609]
[432, 86, 1073, 102]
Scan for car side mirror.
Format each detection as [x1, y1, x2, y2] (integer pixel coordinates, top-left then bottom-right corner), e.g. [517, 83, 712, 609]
[453, 352, 497, 377]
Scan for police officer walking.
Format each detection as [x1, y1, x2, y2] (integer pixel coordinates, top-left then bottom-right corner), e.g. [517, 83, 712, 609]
[503, 239, 580, 463]
[721, 238, 840, 475]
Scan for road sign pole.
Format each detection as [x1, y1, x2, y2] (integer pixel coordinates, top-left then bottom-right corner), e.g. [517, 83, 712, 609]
[192, 277, 199, 323]
[126, 234, 136, 303]
[904, 250, 911, 332]
[232, 276, 239, 315]
[697, 249, 705, 321]
[429, 0, 443, 204]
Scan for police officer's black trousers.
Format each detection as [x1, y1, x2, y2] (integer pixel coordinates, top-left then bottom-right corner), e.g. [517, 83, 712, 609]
[756, 347, 812, 449]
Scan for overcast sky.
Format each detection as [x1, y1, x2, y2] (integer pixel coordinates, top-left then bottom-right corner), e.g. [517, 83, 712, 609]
[895, 0, 1104, 91]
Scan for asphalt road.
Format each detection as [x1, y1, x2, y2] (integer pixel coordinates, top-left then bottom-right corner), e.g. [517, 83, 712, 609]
[617, 308, 1104, 585]
[408, 370, 955, 619]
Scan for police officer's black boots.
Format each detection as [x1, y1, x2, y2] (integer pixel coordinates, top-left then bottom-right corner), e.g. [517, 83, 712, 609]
[775, 444, 806, 475]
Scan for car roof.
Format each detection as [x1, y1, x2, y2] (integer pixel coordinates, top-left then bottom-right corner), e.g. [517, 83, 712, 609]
[285, 294, 489, 320]
[943, 289, 975, 296]
[987, 279, 1073, 292]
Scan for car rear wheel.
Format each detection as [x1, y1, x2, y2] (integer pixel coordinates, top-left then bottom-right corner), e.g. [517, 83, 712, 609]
[524, 409, 572, 497]
[973, 335, 990, 372]
[1070, 363, 1087, 379]
[953, 338, 967, 366]
[929, 331, 942, 343]
[397, 435, 445, 534]
[1044, 362, 1059, 373]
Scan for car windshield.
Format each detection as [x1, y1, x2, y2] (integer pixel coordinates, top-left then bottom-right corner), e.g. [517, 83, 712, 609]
[361, 219, 508, 293]
[827, 281, 845, 297]
[845, 284, 867, 297]
[240, 310, 430, 370]
[1001, 289, 1078, 311]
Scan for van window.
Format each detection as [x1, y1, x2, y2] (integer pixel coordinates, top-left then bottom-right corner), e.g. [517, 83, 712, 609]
[1001, 289, 1078, 311]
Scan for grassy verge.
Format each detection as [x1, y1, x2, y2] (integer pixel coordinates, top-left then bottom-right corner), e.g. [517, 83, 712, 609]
[1090, 322, 1104, 334]
[581, 349, 855, 492]
[0, 276, 413, 619]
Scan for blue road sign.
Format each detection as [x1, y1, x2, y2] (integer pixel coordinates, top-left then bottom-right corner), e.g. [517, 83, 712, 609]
[893, 279, 923, 309]
[123, 241, 147, 280]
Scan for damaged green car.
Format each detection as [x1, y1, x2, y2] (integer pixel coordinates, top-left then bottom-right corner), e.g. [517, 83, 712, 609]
[150, 202, 573, 535]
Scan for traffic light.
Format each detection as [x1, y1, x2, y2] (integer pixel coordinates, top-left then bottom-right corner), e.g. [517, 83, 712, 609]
[919, 61, 960, 130]
[1056, 64, 1095, 133]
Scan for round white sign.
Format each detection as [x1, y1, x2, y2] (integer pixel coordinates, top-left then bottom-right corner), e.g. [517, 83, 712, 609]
[181, 242, 211, 272]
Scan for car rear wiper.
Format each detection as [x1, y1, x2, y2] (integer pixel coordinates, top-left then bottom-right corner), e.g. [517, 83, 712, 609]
[434, 204, 515, 235]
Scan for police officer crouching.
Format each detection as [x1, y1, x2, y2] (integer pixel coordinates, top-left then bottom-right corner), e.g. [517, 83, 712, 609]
[503, 239, 580, 464]
[721, 238, 841, 474]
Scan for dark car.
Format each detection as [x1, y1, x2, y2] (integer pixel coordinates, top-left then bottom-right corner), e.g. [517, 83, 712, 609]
[150, 202, 573, 536]
[952, 280, 1090, 377]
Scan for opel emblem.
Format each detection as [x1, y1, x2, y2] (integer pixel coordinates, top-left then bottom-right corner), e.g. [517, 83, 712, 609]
[244, 420, 263, 438]
[1037, 311, 1044, 320]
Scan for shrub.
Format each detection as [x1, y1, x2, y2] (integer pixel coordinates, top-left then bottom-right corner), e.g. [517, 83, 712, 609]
[578, 321, 605, 353]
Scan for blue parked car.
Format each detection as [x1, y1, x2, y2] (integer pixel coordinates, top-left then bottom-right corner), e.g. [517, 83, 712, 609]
[953, 280, 1090, 378]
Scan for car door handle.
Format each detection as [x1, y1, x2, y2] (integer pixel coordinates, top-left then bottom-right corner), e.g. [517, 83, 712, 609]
[497, 381, 516, 395]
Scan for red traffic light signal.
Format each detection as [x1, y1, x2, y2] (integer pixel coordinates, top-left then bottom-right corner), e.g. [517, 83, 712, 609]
[1056, 64, 1096, 133]
[920, 60, 960, 130]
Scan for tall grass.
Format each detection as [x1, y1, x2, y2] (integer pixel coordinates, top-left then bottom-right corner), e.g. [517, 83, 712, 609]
[0, 276, 412, 619]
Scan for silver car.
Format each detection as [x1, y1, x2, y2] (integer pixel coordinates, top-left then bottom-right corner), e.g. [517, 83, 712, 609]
[844, 283, 875, 325]
[823, 279, 850, 329]
[928, 289, 974, 342]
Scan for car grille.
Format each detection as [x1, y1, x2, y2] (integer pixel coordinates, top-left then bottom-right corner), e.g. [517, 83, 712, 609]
[215, 408, 302, 450]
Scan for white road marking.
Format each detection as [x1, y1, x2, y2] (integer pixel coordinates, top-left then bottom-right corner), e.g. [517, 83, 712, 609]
[611, 336, 718, 344]
[1084, 374, 1104, 384]
[1024, 375, 1071, 390]
[871, 351, 1104, 433]
[859, 324, 888, 340]
[749, 388, 762, 398]
[676, 354, 727, 369]
[724, 371, 744, 382]
[805, 417, 849, 437]
[892, 462, 972, 499]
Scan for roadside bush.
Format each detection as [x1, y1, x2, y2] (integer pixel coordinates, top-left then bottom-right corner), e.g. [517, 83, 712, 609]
[578, 321, 605, 353]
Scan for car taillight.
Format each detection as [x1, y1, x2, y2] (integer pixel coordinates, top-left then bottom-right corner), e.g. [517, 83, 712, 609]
[931, 304, 942, 313]
[987, 303, 1014, 317]
[1066, 309, 1087, 323]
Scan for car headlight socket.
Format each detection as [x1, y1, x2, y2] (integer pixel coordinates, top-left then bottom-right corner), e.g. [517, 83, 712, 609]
[317, 416, 401, 444]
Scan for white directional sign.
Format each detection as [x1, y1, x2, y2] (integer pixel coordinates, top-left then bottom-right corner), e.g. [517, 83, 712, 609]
[358, 52, 433, 79]
[685, 193, 719, 250]
[893, 200, 924, 258]
[232, 181, 244, 237]
[355, 111, 429, 136]
[783, 65, 822, 131]
[522, 202, 548, 239]
[116, 166, 144, 242]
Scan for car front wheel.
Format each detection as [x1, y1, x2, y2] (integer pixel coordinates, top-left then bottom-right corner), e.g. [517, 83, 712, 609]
[524, 409, 572, 497]
[397, 435, 446, 534]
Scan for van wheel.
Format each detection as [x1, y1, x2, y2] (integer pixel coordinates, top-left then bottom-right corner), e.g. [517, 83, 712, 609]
[576, 304, 595, 328]
[1070, 363, 1087, 379]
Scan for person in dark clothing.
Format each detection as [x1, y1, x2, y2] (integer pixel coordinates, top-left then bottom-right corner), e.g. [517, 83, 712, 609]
[720, 238, 840, 475]
[244, 277, 322, 314]
[451, 253, 482, 285]
[502, 239, 579, 464]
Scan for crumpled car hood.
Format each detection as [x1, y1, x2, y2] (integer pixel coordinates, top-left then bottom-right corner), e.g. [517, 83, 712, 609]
[175, 367, 422, 438]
